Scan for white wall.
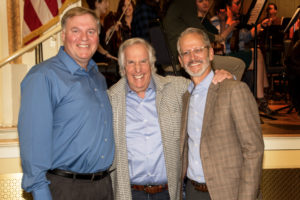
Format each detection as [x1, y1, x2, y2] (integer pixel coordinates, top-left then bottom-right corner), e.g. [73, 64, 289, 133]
[0, 0, 81, 128]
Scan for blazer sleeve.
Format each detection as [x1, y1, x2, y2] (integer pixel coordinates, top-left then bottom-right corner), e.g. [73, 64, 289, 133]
[230, 82, 264, 199]
[212, 55, 246, 81]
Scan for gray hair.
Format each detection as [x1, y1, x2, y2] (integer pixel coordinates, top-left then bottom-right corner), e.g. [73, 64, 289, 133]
[177, 27, 211, 55]
[61, 7, 100, 32]
[118, 38, 157, 77]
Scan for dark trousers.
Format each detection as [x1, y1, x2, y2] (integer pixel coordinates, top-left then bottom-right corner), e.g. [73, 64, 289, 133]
[47, 172, 113, 200]
[186, 179, 210, 200]
[131, 188, 170, 200]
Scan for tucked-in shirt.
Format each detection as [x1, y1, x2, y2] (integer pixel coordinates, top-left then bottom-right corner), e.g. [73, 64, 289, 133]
[125, 79, 168, 185]
[18, 47, 114, 200]
[187, 70, 214, 183]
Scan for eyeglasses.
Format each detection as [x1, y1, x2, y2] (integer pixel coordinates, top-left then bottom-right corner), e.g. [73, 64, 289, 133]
[180, 46, 209, 59]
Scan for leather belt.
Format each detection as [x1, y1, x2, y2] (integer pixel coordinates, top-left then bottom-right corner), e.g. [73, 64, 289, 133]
[190, 179, 208, 192]
[131, 184, 168, 194]
[48, 169, 110, 181]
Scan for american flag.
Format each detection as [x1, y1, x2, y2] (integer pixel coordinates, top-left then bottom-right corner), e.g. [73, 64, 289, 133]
[22, 0, 78, 45]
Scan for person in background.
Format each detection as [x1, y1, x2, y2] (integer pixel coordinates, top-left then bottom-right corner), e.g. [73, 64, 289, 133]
[86, 0, 117, 61]
[116, 0, 135, 41]
[18, 7, 114, 200]
[195, 0, 238, 55]
[178, 27, 264, 200]
[108, 37, 236, 200]
[163, 0, 246, 81]
[104, 0, 135, 57]
[163, 0, 225, 58]
[224, 0, 274, 115]
[266, 3, 283, 26]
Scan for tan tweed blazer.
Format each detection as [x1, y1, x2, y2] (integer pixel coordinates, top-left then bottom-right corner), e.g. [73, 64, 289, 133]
[108, 73, 190, 200]
[180, 79, 264, 200]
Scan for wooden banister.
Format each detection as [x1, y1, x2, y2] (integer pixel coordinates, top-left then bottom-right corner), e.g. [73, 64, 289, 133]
[0, 25, 62, 68]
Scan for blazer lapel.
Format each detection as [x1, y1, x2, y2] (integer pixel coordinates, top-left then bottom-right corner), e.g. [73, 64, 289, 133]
[201, 83, 219, 139]
[180, 91, 191, 156]
[110, 78, 132, 188]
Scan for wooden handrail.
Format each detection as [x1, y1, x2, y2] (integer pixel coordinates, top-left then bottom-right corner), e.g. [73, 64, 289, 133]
[0, 25, 62, 68]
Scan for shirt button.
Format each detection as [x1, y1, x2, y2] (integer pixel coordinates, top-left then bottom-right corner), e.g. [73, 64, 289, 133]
[94, 88, 98, 92]
[104, 138, 108, 142]
[148, 173, 151, 176]
[196, 128, 200, 132]
[143, 119, 147, 123]
[101, 155, 104, 159]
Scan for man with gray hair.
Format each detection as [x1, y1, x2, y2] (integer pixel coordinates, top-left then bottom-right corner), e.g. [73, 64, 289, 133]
[108, 37, 238, 200]
[178, 27, 264, 200]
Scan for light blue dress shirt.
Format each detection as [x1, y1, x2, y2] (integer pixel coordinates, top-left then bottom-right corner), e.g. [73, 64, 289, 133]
[187, 70, 214, 183]
[125, 79, 168, 185]
[18, 47, 114, 200]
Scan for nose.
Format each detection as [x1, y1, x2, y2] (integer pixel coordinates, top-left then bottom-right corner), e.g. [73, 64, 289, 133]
[190, 51, 198, 61]
[81, 32, 88, 41]
[134, 63, 141, 73]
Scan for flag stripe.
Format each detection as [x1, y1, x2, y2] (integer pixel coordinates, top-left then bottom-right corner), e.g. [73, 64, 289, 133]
[31, 0, 54, 25]
[44, 0, 59, 17]
[23, 0, 79, 45]
[23, 0, 43, 31]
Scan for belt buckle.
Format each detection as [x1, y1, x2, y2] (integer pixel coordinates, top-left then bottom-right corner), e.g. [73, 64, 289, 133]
[196, 184, 208, 192]
[144, 185, 154, 194]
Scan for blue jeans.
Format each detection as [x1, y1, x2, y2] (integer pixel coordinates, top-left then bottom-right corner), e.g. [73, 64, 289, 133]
[131, 188, 170, 200]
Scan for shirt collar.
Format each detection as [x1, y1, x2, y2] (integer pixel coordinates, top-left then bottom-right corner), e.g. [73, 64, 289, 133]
[58, 46, 98, 75]
[188, 70, 214, 94]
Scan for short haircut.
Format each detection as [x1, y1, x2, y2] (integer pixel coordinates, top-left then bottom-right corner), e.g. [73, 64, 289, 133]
[177, 27, 212, 55]
[118, 38, 157, 77]
[61, 7, 100, 31]
[267, 3, 277, 13]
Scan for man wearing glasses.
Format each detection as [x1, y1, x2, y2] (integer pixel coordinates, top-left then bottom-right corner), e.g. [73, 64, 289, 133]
[178, 28, 264, 200]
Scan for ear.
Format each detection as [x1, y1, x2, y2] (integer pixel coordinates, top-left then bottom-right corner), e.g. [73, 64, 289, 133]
[61, 30, 66, 43]
[209, 47, 214, 61]
[178, 55, 184, 68]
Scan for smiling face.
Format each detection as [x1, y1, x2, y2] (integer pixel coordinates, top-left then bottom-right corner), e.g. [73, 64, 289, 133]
[123, 0, 133, 17]
[124, 43, 152, 98]
[62, 14, 99, 69]
[178, 32, 213, 81]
